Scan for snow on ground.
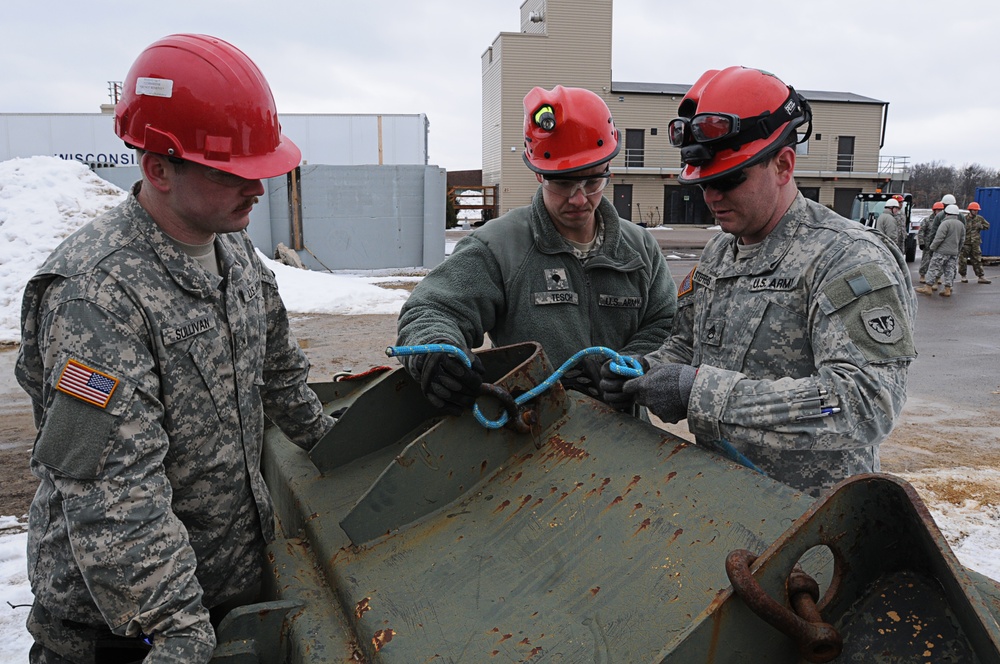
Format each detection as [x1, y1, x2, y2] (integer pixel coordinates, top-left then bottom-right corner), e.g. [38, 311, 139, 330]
[1, 156, 997, 660]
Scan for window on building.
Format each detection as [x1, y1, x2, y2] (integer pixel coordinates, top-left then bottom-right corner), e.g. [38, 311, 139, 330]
[625, 129, 645, 167]
[796, 134, 809, 156]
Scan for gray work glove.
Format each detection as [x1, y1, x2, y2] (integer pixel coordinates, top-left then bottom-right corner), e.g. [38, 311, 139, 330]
[405, 341, 485, 416]
[623, 363, 697, 423]
[560, 355, 606, 401]
[599, 355, 649, 412]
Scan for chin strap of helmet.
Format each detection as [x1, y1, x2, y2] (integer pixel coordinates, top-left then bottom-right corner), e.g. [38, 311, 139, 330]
[681, 89, 812, 167]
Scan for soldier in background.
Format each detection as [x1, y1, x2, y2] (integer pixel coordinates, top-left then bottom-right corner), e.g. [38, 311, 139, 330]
[918, 201, 945, 284]
[16, 35, 333, 663]
[958, 201, 992, 284]
[917, 204, 967, 297]
[874, 197, 902, 252]
[601, 66, 916, 498]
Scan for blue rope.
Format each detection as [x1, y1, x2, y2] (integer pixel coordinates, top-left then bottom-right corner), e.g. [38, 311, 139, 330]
[385, 344, 642, 429]
[385, 345, 764, 475]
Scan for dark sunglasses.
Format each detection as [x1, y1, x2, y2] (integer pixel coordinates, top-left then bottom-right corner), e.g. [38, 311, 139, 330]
[698, 168, 749, 193]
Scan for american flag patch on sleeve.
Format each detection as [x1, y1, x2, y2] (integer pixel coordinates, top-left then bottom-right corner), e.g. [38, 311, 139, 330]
[56, 359, 119, 409]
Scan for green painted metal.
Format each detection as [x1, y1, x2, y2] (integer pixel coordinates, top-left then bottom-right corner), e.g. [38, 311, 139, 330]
[236, 342, 1000, 663]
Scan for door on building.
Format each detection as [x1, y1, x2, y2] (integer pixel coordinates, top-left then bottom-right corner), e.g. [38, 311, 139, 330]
[837, 136, 855, 171]
[664, 185, 711, 225]
[833, 188, 862, 219]
[613, 184, 633, 221]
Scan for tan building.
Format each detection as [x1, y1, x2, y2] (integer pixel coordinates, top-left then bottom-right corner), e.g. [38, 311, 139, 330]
[482, 0, 909, 223]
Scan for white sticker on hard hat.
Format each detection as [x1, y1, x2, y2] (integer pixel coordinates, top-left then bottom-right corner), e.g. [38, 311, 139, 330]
[135, 77, 174, 98]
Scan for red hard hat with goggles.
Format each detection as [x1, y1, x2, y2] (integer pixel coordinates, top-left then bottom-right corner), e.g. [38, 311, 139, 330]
[669, 66, 812, 186]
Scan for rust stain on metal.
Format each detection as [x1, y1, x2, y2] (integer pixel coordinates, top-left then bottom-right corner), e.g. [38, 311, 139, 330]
[493, 499, 511, 513]
[608, 495, 623, 508]
[546, 434, 590, 461]
[355, 597, 371, 619]
[556, 491, 570, 503]
[306, 512, 320, 522]
[634, 518, 652, 535]
[529, 646, 542, 657]
[590, 586, 601, 596]
[394, 454, 415, 467]
[585, 477, 612, 499]
[631, 503, 644, 515]
[372, 628, 395, 652]
[625, 475, 641, 492]
[498, 633, 513, 643]
[518, 637, 531, 645]
[669, 528, 684, 545]
[663, 471, 677, 484]
[480, 460, 489, 475]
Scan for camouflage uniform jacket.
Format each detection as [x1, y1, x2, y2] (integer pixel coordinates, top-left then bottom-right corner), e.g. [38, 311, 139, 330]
[963, 213, 990, 248]
[648, 194, 917, 497]
[15, 186, 333, 662]
[397, 188, 677, 368]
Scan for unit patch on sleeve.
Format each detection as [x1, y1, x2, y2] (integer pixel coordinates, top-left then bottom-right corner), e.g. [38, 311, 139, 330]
[55, 359, 120, 408]
[861, 306, 903, 344]
[677, 266, 697, 297]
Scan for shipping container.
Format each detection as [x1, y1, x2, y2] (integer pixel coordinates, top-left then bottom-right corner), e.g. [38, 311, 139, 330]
[974, 187, 1000, 258]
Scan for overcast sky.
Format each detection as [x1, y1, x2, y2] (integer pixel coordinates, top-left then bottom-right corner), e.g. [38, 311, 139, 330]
[2, 0, 996, 172]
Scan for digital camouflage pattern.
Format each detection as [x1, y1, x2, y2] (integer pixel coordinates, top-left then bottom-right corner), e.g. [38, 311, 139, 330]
[647, 194, 917, 498]
[959, 212, 991, 278]
[16, 185, 334, 663]
[397, 188, 677, 369]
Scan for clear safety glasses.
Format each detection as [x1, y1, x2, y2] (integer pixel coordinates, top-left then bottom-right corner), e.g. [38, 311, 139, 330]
[668, 113, 744, 148]
[202, 167, 257, 188]
[541, 170, 612, 198]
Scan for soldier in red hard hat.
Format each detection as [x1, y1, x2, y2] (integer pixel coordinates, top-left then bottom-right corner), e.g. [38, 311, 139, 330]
[397, 85, 677, 413]
[601, 66, 917, 497]
[17, 35, 333, 662]
[958, 201, 992, 284]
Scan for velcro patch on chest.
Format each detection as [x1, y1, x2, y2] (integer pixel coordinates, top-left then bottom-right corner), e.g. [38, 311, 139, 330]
[544, 268, 570, 291]
[861, 307, 904, 344]
[599, 294, 642, 308]
[748, 275, 798, 292]
[56, 358, 119, 409]
[533, 291, 579, 305]
[163, 314, 217, 345]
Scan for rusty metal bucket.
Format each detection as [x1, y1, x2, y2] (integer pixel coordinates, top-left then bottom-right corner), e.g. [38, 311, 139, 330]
[213, 343, 1000, 662]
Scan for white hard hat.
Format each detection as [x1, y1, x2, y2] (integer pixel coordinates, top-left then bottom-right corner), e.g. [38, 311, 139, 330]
[942, 194, 957, 206]
[884, 199, 899, 208]
[945, 204, 961, 215]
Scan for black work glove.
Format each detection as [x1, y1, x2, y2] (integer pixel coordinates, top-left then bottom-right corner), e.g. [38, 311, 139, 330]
[560, 355, 606, 400]
[405, 343, 485, 416]
[599, 355, 649, 412]
[919, 244, 926, 250]
[623, 363, 697, 423]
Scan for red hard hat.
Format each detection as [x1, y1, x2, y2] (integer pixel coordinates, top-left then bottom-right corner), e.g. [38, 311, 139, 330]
[672, 66, 811, 185]
[968, 202, 981, 211]
[522, 86, 620, 176]
[115, 34, 301, 180]
[932, 202, 945, 210]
